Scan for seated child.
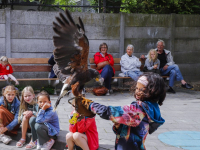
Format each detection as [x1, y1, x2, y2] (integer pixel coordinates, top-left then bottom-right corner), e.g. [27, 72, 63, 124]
[0, 85, 20, 145]
[0, 56, 19, 85]
[76, 72, 166, 150]
[143, 49, 160, 75]
[28, 91, 60, 150]
[66, 101, 99, 150]
[16, 86, 38, 148]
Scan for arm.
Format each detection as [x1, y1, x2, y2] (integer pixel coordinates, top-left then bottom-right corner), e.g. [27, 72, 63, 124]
[36, 109, 56, 123]
[94, 53, 101, 65]
[6, 100, 19, 131]
[135, 57, 141, 68]
[9, 64, 13, 74]
[120, 55, 131, 70]
[90, 102, 146, 127]
[145, 59, 154, 70]
[166, 51, 175, 66]
[108, 54, 114, 66]
[157, 59, 160, 69]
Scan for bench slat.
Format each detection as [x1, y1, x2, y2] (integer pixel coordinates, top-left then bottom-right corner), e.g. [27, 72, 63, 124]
[13, 66, 52, 72]
[9, 58, 49, 64]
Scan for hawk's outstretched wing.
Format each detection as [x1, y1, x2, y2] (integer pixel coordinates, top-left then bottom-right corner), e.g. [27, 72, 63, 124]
[53, 9, 89, 77]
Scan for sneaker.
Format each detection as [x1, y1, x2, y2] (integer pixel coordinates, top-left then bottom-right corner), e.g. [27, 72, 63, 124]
[167, 86, 176, 94]
[37, 139, 41, 150]
[109, 89, 113, 94]
[181, 83, 193, 89]
[99, 78, 104, 86]
[41, 139, 55, 150]
[0, 134, 12, 144]
[106, 91, 110, 96]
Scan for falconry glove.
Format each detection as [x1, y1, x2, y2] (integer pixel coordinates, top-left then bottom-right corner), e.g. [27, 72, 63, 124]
[69, 96, 95, 117]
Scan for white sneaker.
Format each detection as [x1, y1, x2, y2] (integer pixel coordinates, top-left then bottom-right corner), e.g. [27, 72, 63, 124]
[99, 78, 104, 86]
[37, 139, 41, 150]
[41, 139, 55, 150]
[106, 91, 110, 96]
[0, 134, 12, 144]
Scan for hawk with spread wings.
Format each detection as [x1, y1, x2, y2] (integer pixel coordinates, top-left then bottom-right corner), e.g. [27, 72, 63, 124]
[52, 10, 100, 110]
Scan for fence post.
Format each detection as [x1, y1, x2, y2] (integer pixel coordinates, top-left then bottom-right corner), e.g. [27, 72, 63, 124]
[170, 13, 175, 56]
[5, 8, 11, 58]
[118, 12, 125, 88]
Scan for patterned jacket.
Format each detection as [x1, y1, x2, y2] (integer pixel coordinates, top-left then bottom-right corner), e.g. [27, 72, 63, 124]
[89, 100, 165, 150]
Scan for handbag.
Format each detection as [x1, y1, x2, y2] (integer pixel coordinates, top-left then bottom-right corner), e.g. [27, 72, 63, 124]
[93, 86, 108, 96]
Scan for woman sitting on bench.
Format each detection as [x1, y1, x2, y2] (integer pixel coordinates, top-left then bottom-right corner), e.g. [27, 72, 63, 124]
[94, 43, 115, 96]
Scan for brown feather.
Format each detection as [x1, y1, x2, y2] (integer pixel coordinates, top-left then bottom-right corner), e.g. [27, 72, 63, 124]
[71, 82, 80, 97]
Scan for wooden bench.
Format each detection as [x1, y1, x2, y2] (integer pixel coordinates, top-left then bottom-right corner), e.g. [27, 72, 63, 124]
[89, 58, 169, 79]
[0, 58, 58, 82]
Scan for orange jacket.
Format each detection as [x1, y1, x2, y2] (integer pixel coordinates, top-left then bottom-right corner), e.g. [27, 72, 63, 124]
[94, 52, 115, 74]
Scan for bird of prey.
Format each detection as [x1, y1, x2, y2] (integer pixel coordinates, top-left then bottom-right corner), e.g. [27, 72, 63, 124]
[52, 10, 100, 110]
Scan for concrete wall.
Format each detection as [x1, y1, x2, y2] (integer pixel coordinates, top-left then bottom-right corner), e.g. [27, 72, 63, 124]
[0, 9, 199, 87]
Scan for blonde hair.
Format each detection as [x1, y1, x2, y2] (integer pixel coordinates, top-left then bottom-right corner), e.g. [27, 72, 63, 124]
[18, 86, 36, 123]
[148, 49, 158, 62]
[0, 56, 10, 65]
[2, 85, 18, 109]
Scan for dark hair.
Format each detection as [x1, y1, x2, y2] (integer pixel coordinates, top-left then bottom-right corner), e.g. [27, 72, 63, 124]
[134, 72, 166, 106]
[37, 90, 50, 101]
[99, 43, 108, 51]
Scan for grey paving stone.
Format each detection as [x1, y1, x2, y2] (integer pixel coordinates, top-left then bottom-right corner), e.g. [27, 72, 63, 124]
[1, 88, 200, 150]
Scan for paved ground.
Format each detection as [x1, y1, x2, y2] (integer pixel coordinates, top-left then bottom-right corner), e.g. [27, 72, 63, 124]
[0, 87, 200, 150]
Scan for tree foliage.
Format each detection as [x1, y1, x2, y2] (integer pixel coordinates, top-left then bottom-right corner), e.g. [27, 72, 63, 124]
[89, 0, 200, 14]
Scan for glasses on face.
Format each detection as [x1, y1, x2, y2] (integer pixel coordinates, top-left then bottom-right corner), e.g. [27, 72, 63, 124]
[101, 47, 107, 49]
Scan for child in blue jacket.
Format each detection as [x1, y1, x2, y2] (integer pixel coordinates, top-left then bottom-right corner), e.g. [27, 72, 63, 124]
[0, 85, 20, 145]
[77, 72, 166, 150]
[27, 91, 60, 150]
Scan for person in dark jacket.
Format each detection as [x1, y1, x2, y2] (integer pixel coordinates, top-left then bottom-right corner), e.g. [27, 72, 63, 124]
[155, 39, 193, 93]
[48, 54, 59, 94]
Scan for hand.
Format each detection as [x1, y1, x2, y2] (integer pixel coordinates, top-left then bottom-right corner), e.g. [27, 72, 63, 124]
[25, 111, 33, 119]
[0, 127, 8, 134]
[163, 65, 168, 71]
[23, 111, 28, 115]
[114, 123, 120, 129]
[0, 124, 4, 128]
[42, 102, 51, 110]
[153, 64, 158, 69]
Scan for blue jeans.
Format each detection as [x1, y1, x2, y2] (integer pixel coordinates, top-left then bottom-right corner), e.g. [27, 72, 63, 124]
[101, 65, 114, 90]
[125, 71, 143, 81]
[160, 64, 183, 87]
